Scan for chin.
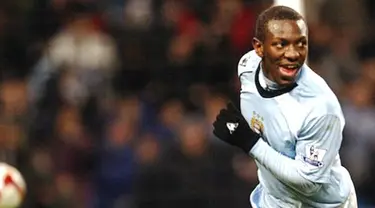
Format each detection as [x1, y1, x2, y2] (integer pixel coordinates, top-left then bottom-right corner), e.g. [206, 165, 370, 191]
[278, 77, 296, 86]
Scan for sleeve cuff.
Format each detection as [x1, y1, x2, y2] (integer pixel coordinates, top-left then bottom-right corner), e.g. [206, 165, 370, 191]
[248, 139, 268, 158]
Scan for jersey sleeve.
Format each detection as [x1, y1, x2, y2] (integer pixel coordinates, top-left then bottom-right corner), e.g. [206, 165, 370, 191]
[295, 114, 343, 183]
[237, 50, 261, 77]
[249, 99, 345, 195]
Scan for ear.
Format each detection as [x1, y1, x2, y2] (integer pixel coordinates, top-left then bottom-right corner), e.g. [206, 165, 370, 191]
[252, 38, 264, 58]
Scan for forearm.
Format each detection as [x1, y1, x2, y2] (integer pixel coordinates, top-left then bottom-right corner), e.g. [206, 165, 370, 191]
[250, 140, 321, 195]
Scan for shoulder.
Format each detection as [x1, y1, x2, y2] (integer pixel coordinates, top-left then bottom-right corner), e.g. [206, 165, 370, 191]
[307, 95, 343, 121]
[294, 66, 345, 128]
[294, 65, 333, 97]
[294, 65, 340, 110]
[238, 50, 261, 77]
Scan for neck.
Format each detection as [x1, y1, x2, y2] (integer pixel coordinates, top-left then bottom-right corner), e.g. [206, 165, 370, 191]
[260, 63, 282, 90]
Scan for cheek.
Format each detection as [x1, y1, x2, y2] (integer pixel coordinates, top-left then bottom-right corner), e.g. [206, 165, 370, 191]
[263, 53, 279, 69]
[265, 48, 282, 61]
[264, 58, 280, 76]
[299, 47, 308, 56]
[297, 46, 308, 58]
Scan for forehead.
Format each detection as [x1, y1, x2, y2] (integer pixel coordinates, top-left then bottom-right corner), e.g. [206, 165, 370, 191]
[266, 19, 307, 40]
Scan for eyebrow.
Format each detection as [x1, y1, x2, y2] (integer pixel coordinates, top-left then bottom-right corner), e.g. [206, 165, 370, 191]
[273, 36, 307, 42]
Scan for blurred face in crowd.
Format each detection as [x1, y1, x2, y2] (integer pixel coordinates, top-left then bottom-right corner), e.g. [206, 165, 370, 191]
[160, 99, 184, 128]
[347, 79, 374, 108]
[361, 58, 375, 82]
[179, 121, 207, 157]
[253, 19, 308, 86]
[136, 134, 160, 165]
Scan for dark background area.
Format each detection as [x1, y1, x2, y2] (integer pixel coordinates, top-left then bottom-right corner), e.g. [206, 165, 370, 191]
[1, 0, 375, 207]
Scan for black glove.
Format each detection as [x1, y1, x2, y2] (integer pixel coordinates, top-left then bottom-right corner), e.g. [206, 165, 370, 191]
[213, 102, 260, 153]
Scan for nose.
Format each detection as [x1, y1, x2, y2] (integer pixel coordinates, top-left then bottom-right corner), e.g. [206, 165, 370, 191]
[284, 46, 300, 61]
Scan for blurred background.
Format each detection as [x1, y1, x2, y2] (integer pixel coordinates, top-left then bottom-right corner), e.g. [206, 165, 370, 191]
[0, 0, 375, 207]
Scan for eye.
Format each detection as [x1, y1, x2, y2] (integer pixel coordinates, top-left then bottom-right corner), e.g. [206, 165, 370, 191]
[273, 40, 288, 49]
[275, 43, 283, 49]
[297, 40, 307, 48]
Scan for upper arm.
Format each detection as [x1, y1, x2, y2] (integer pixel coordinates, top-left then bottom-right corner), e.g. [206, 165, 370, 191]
[295, 109, 344, 184]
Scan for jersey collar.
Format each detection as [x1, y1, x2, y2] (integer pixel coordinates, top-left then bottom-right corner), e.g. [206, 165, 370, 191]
[255, 64, 298, 98]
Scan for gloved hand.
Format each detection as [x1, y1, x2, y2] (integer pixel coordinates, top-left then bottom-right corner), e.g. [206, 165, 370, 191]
[213, 102, 260, 153]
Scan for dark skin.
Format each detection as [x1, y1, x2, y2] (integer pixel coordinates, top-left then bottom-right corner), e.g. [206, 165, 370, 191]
[253, 19, 308, 86]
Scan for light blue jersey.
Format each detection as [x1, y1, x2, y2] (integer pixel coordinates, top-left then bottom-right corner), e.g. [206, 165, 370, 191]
[238, 50, 354, 208]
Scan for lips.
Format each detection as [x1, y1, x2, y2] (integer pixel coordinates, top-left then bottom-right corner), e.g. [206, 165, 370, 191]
[279, 65, 300, 77]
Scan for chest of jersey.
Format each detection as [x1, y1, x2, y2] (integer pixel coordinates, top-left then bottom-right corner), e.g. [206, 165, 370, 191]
[240, 90, 305, 159]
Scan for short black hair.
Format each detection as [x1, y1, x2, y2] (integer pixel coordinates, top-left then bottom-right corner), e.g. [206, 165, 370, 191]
[255, 6, 304, 42]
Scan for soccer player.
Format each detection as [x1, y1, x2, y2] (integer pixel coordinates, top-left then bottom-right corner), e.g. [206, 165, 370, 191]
[212, 6, 357, 208]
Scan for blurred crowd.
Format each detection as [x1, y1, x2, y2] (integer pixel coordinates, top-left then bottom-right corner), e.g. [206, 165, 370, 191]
[0, 0, 375, 207]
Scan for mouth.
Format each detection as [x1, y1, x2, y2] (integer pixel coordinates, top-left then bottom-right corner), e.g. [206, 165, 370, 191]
[278, 64, 300, 78]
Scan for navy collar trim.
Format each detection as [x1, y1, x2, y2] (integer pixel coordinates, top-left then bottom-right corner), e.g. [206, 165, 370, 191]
[255, 64, 298, 98]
